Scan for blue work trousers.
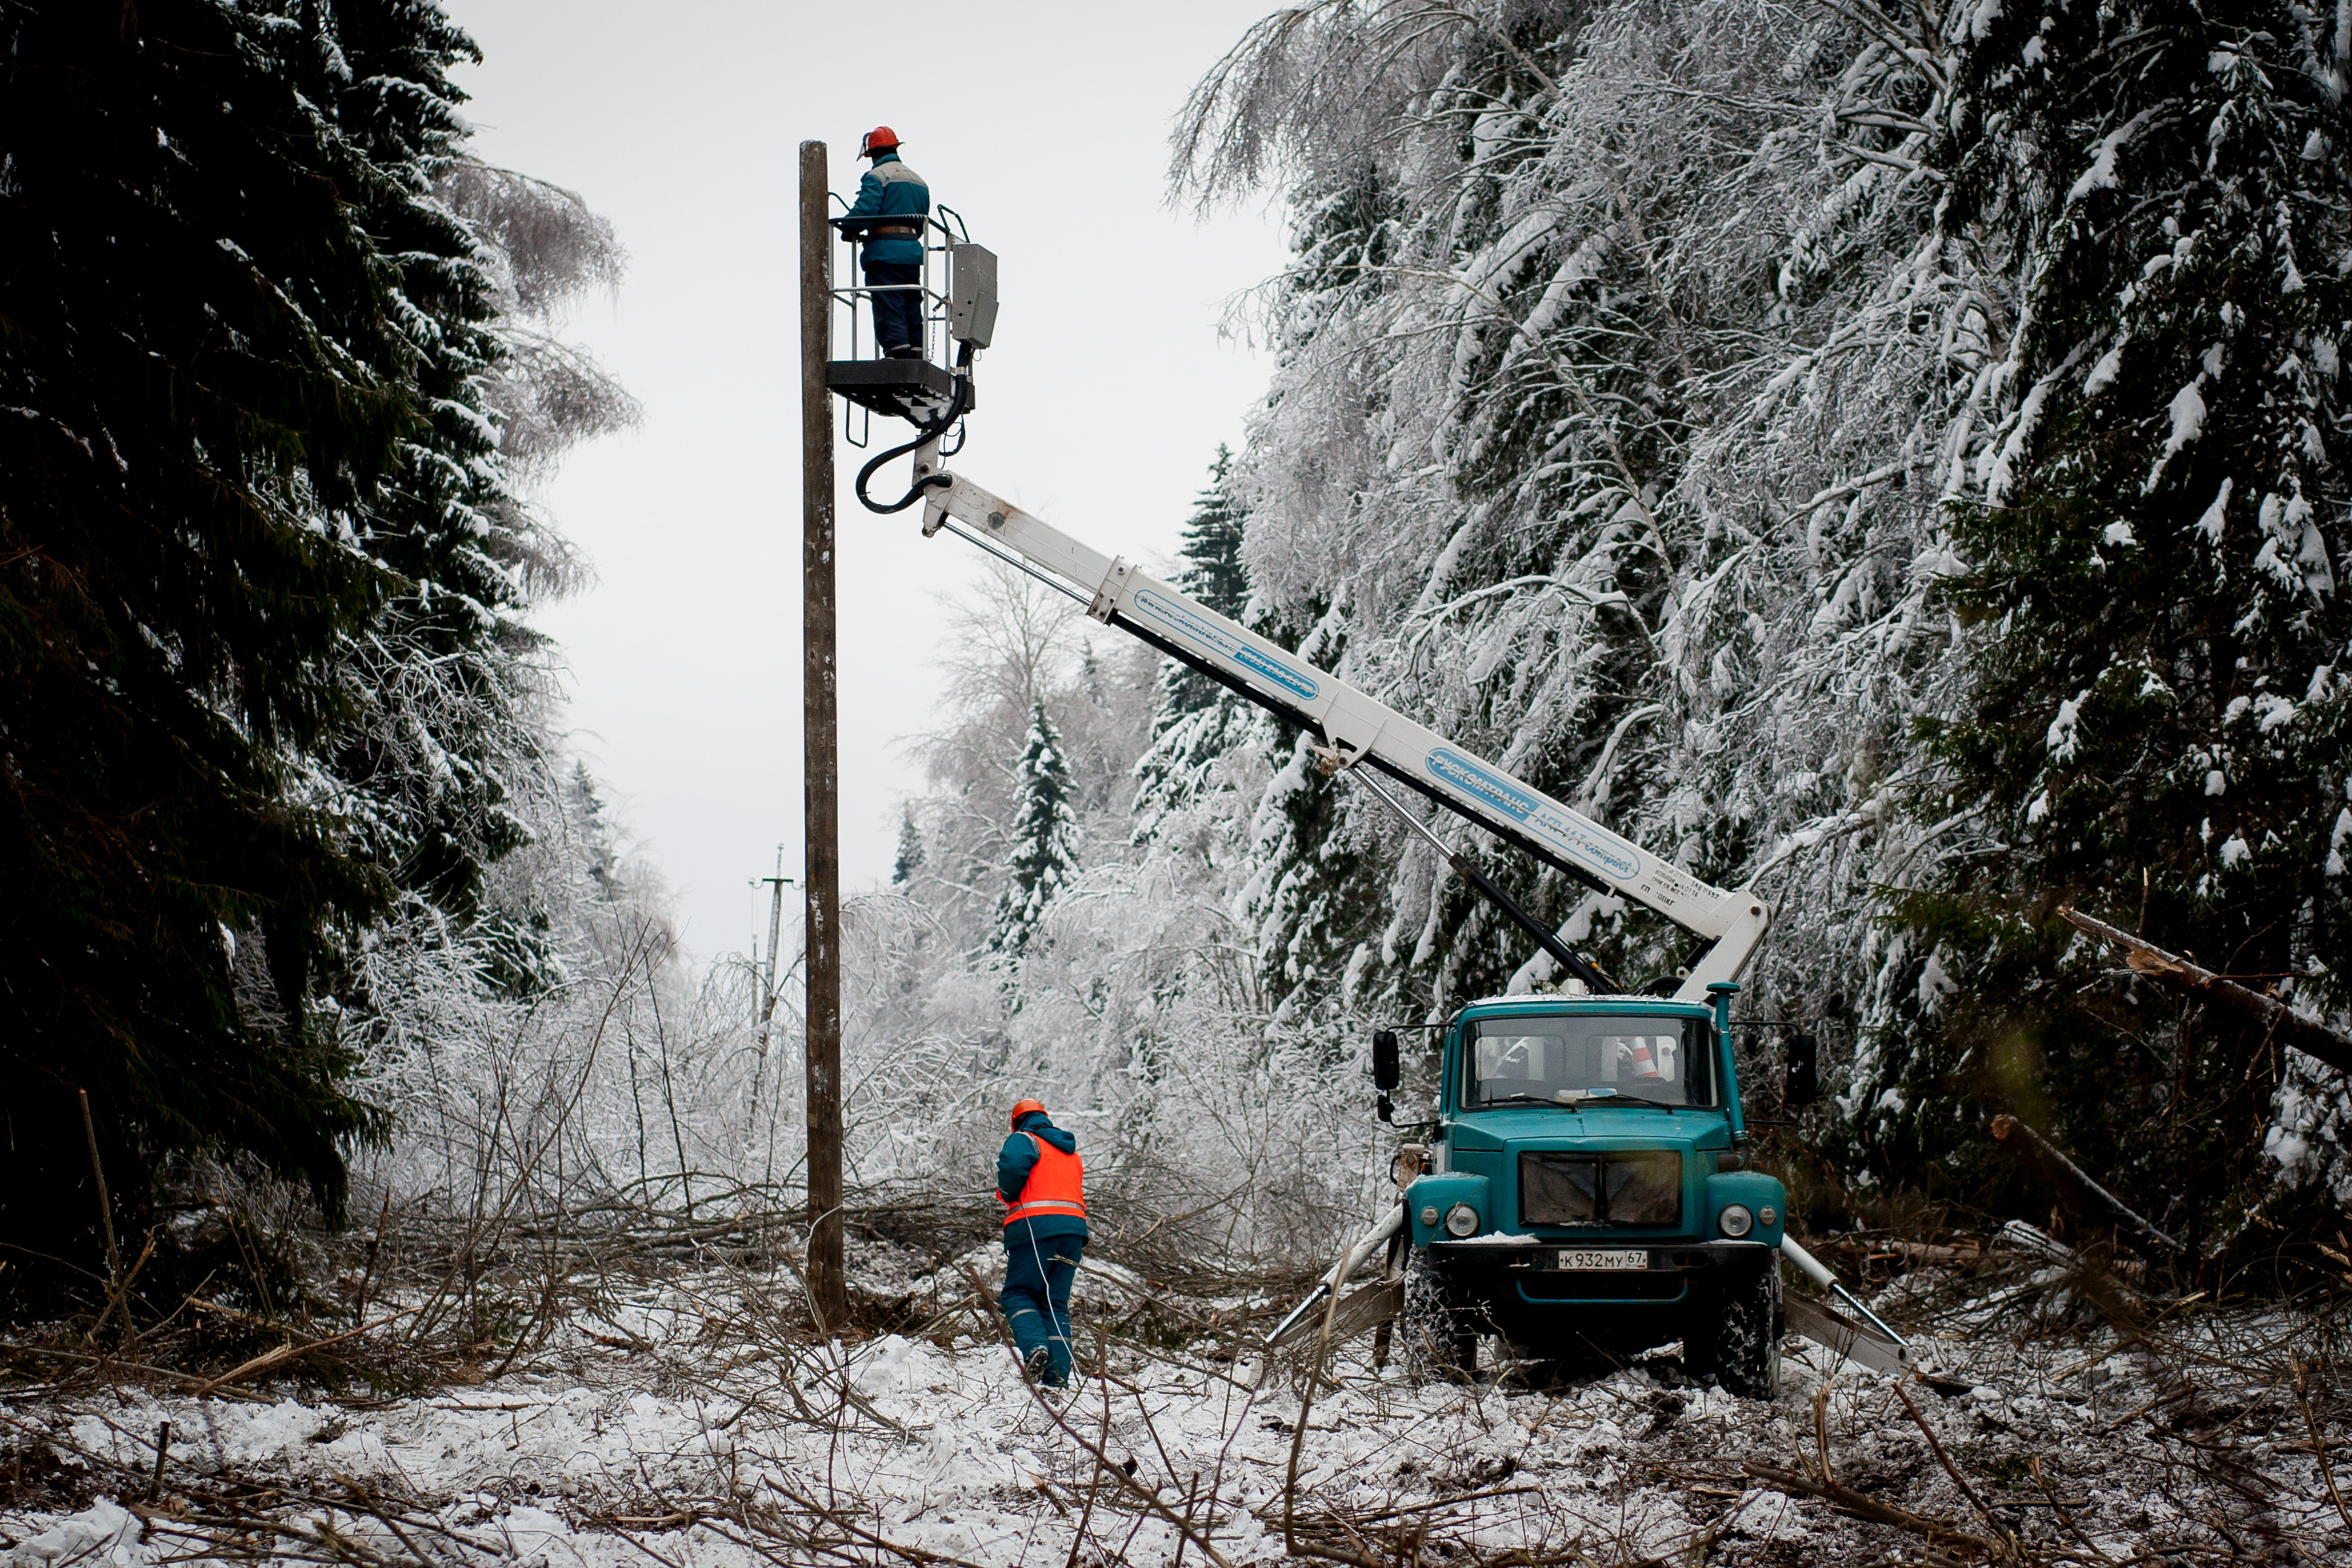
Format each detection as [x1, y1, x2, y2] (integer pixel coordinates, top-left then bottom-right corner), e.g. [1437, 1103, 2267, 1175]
[1001, 1230, 1083, 1385]
[864, 260, 922, 353]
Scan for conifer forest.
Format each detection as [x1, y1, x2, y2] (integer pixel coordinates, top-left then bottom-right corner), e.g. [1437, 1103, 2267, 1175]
[5, 3, 2352, 1564]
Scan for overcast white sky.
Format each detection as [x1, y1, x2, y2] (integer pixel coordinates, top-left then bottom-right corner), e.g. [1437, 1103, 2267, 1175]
[447, 3, 1291, 963]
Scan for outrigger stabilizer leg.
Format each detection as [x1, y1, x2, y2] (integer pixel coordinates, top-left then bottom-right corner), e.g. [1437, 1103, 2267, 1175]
[1780, 1233, 1909, 1348]
[1266, 1205, 1404, 1350]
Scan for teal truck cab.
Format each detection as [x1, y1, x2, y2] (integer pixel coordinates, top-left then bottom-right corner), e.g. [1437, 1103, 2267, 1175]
[1388, 982, 1785, 1396]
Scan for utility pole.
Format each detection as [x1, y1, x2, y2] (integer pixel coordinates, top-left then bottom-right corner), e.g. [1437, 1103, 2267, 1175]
[798, 139, 848, 1331]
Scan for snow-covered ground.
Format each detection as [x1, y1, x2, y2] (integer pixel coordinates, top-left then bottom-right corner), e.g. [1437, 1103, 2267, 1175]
[3, 1258, 2345, 1566]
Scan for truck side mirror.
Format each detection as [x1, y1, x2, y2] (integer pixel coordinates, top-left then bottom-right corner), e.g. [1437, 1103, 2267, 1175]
[1373, 1028, 1400, 1123]
[1786, 1031, 1819, 1109]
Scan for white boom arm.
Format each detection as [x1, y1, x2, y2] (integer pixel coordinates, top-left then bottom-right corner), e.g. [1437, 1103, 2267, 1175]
[919, 472, 1770, 1000]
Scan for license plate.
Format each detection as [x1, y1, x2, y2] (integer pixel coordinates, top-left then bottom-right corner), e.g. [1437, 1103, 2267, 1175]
[1556, 1249, 1648, 1270]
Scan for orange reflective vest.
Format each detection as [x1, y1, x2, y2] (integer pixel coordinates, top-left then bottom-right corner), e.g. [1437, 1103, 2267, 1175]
[1002, 1132, 1086, 1227]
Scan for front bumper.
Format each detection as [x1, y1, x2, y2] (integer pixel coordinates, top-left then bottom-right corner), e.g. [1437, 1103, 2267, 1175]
[1424, 1238, 1775, 1324]
[1429, 1237, 1774, 1269]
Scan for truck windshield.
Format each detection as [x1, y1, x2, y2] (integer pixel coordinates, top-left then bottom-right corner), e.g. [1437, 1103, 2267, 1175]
[1463, 1014, 1716, 1109]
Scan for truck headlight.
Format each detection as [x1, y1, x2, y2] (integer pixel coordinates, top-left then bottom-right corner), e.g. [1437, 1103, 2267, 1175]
[1444, 1203, 1480, 1237]
[1718, 1203, 1754, 1238]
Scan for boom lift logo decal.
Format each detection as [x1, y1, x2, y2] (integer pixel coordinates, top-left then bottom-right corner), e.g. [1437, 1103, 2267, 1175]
[1132, 589, 1320, 702]
[1424, 748, 1644, 883]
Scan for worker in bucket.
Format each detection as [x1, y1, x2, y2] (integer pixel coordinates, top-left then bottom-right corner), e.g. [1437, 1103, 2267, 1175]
[998, 1097, 1086, 1388]
[846, 125, 928, 360]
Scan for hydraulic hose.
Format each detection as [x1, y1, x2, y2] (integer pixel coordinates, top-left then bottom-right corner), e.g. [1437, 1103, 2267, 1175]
[855, 346, 973, 514]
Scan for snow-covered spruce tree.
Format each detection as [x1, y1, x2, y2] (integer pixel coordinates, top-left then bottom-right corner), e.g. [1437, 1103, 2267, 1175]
[0, 0, 507, 1280]
[0, 0, 658, 1295]
[1876, 3, 2352, 1243]
[992, 702, 1083, 974]
[1132, 446, 1263, 844]
[892, 806, 926, 885]
[333, 159, 638, 1013]
[899, 565, 1151, 960]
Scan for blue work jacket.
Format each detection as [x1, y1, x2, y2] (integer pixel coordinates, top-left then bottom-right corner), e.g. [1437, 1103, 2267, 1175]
[847, 152, 928, 266]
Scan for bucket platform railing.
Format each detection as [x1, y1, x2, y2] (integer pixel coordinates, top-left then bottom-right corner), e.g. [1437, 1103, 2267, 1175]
[823, 204, 992, 438]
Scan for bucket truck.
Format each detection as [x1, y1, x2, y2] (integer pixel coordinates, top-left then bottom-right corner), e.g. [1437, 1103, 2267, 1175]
[822, 217, 1911, 1396]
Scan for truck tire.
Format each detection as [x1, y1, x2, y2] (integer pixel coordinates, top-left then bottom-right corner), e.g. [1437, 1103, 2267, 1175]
[1695, 1261, 1782, 1399]
[1401, 1252, 1477, 1383]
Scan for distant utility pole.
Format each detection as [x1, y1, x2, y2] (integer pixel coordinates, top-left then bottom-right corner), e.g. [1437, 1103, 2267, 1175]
[754, 846, 791, 1057]
[745, 850, 793, 1158]
[798, 138, 848, 1333]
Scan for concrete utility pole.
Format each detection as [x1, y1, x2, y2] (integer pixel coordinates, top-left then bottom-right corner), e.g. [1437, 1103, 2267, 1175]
[798, 139, 848, 1331]
[754, 846, 791, 1058]
[744, 849, 792, 1159]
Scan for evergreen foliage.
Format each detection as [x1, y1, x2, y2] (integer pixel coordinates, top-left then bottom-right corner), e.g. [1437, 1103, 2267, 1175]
[1132, 448, 1262, 841]
[1883, 2, 2352, 1240]
[992, 702, 1082, 970]
[0, 0, 572, 1281]
[892, 807, 926, 887]
[1176, 446, 1252, 621]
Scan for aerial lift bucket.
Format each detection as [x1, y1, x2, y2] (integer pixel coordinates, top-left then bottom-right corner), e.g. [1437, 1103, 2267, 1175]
[822, 211, 994, 426]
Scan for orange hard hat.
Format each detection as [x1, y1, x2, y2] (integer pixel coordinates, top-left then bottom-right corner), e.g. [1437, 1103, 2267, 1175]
[1009, 1098, 1046, 1128]
[859, 125, 901, 157]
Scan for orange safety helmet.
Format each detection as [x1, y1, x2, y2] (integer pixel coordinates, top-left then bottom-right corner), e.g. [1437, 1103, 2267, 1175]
[1009, 1098, 1047, 1129]
[858, 125, 901, 158]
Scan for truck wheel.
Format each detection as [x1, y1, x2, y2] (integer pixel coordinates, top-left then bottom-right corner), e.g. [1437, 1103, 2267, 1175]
[1696, 1262, 1782, 1399]
[1401, 1253, 1476, 1383]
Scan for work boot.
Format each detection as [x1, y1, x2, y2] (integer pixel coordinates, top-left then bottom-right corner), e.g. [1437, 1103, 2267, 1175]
[1022, 1345, 1051, 1383]
[886, 343, 924, 360]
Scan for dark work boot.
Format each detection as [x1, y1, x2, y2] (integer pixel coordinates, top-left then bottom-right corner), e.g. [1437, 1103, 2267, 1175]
[1022, 1345, 1050, 1382]
[887, 343, 924, 360]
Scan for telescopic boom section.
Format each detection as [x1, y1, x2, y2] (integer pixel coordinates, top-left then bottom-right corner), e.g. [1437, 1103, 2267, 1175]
[921, 475, 1771, 1001]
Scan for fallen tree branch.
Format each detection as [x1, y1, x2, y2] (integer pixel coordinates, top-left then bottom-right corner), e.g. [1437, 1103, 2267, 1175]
[1989, 1115, 2184, 1258]
[2062, 906, 2352, 1075]
[955, 1262, 1237, 1568]
[189, 1305, 419, 1397]
[1892, 1380, 2020, 1561]
[1742, 1460, 1999, 1558]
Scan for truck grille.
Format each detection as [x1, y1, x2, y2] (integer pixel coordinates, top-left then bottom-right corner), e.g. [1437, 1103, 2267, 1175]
[1520, 1151, 1682, 1228]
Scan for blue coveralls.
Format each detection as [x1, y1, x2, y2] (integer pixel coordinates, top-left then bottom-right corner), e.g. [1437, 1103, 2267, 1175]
[845, 151, 930, 355]
[998, 1111, 1086, 1386]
